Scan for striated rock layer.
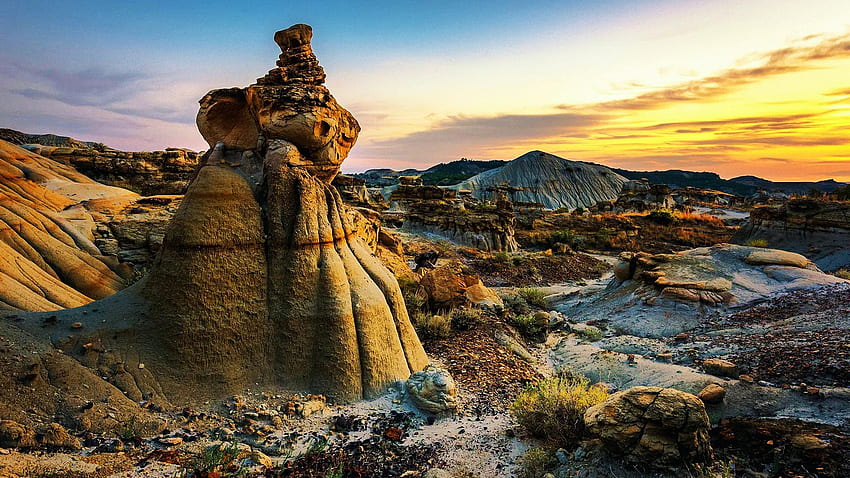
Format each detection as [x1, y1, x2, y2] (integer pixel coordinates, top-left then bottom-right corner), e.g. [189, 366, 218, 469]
[0, 140, 132, 311]
[17, 24, 427, 403]
[732, 198, 850, 271]
[454, 150, 627, 210]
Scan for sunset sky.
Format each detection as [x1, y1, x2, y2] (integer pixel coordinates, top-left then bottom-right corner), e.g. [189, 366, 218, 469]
[1, 0, 849, 181]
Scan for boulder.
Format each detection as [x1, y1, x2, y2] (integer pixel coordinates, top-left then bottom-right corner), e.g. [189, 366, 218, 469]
[406, 365, 457, 414]
[701, 358, 739, 378]
[40, 423, 81, 450]
[698, 383, 727, 404]
[0, 420, 37, 449]
[418, 265, 500, 311]
[584, 386, 713, 467]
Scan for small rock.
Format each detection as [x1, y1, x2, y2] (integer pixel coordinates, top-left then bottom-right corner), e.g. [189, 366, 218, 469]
[697, 383, 726, 404]
[555, 448, 569, 464]
[701, 358, 739, 378]
[270, 416, 283, 428]
[0, 420, 37, 449]
[157, 437, 183, 446]
[739, 374, 754, 383]
[406, 365, 458, 414]
[138, 363, 145, 369]
[95, 438, 125, 453]
[384, 427, 403, 441]
[423, 470, 452, 478]
[300, 398, 327, 418]
[41, 423, 82, 450]
[790, 434, 828, 451]
[71, 322, 83, 329]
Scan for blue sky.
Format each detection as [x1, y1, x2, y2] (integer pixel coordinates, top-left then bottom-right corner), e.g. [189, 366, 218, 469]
[2, 0, 850, 180]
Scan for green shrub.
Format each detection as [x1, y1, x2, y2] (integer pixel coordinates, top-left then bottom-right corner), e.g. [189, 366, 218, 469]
[550, 229, 577, 246]
[646, 210, 675, 225]
[578, 327, 603, 341]
[517, 448, 557, 478]
[412, 312, 451, 341]
[502, 294, 531, 316]
[745, 238, 769, 248]
[518, 288, 548, 309]
[493, 251, 512, 263]
[510, 313, 546, 339]
[450, 308, 481, 331]
[510, 377, 609, 447]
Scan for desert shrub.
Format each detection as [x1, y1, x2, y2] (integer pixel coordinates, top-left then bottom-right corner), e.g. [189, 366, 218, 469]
[412, 312, 451, 341]
[503, 294, 531, 316]
[510, 377, 609, 447]
[517, 448, 557, 478]
[577, 326, 603, 342]
[517, 287, 548, 309]
[646, 210, 675, 225]
[835, 184, 850, 201]
[550, 229, 578, 247]
[833, 269, 850, 280]
[509, 313, 546, 338]
[493, 251, 511, 263]
[450, 308, 481, 331]
[746, 238, 769, 248]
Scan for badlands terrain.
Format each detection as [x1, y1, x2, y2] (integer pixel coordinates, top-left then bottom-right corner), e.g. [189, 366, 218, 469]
[1, 24, 850, 478]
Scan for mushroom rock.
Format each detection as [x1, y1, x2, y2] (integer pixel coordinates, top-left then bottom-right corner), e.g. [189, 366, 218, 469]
[21, 24, 427, 403]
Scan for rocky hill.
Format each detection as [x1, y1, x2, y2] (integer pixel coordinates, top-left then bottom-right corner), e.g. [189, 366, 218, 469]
[454, 150, 627, 210]
[730, 175, 848, 195]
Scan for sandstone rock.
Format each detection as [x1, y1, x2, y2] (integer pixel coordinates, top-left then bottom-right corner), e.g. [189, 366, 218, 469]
[0, 421, 37, 449]
[17, 25, 427, 404]
[406, 365, 457, 414]
[697, 383, 727, 404]
[418, 265, 499, 311]
[40, 423, 81, 450]
[701, 358, 739, 378]
[584, 386, 713, 467]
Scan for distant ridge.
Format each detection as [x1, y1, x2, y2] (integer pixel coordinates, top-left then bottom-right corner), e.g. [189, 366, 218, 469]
[0, 127, 106, 150]
[454, 150, 627, 209]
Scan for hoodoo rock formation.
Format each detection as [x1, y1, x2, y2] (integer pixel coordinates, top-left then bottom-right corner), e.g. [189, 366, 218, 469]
[16, 24, 428, 404]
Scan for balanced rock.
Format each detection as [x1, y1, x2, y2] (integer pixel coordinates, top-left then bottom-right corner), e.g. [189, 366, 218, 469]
[584, 386, 713, 467]
[20, 25, 427, 404]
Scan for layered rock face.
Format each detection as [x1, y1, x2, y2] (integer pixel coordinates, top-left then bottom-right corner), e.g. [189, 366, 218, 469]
[454, 150, 627, 210]
[0, 140, 132, 311]
[21, 25, 427, 403]
[389, 177, 519, 252]
[732, 199, 850, 271]
[26, 145, 200, 196]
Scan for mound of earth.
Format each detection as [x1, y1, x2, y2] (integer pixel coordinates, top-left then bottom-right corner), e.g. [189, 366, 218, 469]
[0, 140, 135, 311]
[453, 150, 627, 210]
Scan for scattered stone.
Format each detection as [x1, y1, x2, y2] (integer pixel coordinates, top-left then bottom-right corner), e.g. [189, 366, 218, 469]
[406, 365, 457, 414]
[71, 322, 83, 329]
[300, 398, 327, 418]
[698, 383, 726, 404]
[584, 386, 713, 467]
[739, 374, 755, 383]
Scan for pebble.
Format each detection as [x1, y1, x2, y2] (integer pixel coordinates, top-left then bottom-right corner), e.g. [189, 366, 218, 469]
[157, 437, 183, 446]
[71, 322, 83, 329]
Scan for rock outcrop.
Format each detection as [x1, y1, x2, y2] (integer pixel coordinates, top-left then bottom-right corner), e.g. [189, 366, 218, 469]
[389, 177, 519, 252]
[16, 24, 428, 404]
[26, 144, 200, 196]
[0, 140, 132, 311]
[584, 386, 713, 467]
[562, 244, 847, 337]
[732, 199, 850, 271]
[454, 151, 627, 210]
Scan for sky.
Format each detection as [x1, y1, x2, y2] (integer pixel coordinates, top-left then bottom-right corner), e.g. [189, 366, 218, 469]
[1, 0, 849, 181]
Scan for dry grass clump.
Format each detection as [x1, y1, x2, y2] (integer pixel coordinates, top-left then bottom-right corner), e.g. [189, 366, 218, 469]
[517, 448, 557, 478]
[745, 238, 769, 248]
[510, 377, 609, 447]
[450, 308, 481, 331]
[674, 210, 726, 226]
[412, 312, 451, 341]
